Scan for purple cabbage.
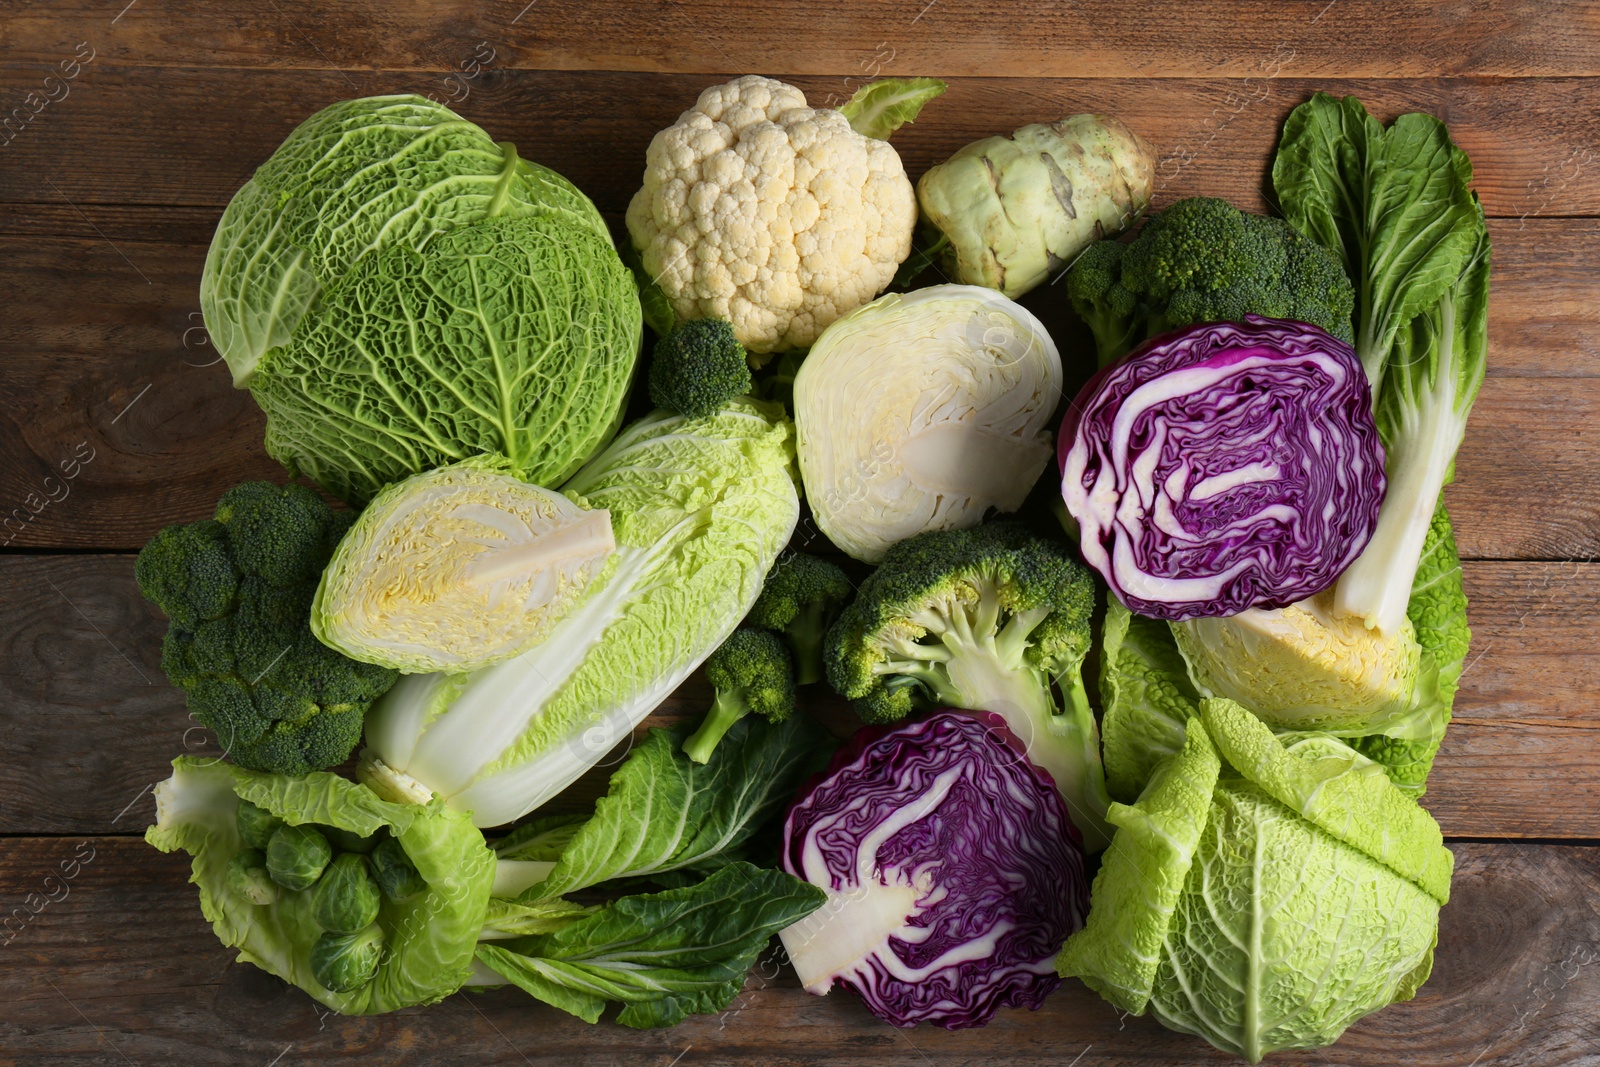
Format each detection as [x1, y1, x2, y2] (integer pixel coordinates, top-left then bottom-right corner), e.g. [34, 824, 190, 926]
[778, 710, 1088, 1029]
[1058, 316, 1384, 620]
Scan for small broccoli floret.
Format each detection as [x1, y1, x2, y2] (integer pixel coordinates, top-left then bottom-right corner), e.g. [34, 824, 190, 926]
[647, 318, 753, 419]
[824, 522, 1112, 850]
[746, 551, 853, 686]
[1121, 197, 1252, 300]
[137, 481, 398, 776]
[1064, 241, 1141, 367]
[682, 628, 796, 764]
[1065, 197, 1356, 366]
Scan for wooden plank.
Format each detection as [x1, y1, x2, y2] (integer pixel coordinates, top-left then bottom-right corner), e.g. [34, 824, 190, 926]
[1, 555, 1596, 840]
[1, 225, 1590, 556]
[0, 212, 1590, 382]
[0, 837, 1594, 1065]
[8, 0, 1600, 79]
[2, 67, 1599, 220]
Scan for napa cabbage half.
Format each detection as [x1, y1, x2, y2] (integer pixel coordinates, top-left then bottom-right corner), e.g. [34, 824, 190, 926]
[360, 400, 801, 828]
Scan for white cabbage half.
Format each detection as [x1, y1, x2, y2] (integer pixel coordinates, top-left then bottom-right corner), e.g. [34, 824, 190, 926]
[793, 284, 1063, 563]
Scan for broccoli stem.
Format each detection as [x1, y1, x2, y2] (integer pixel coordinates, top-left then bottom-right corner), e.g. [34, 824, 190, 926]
[682, 689, 752, 765]
[893, 587, 1115, 851]
[787, 602, 829, 687]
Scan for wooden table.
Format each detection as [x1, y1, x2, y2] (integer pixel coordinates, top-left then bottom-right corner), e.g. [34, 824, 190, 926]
[3, 2, 1598, 1063]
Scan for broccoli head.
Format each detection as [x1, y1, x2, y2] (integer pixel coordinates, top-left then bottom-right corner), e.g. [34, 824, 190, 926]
[1064, 241, 1141, 367]
[681, 628, 796, 764]
[136, 482, 397, 775]
[648, 318, 753, 419]
[746, 551, 853, 686]
[1066, 196, 1356, 367]
[824, 522, 1112, 850]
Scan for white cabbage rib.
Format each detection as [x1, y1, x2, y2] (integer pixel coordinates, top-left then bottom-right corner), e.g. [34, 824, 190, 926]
[794, 284, 1063, 563]
[313, 457, 614, 675]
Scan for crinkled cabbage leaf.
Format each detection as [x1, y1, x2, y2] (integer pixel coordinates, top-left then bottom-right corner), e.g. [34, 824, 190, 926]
[1059, 699, 1452, 1062]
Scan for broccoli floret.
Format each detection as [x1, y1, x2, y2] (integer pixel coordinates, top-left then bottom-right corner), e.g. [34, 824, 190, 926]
[1066, 197, 1356, 366]
[1064, 241, 1141, 367]
[823, 522, 1113, 850]
[681, 628, 796, 764]
[137, 482, 398, 776]
[647, 318, 753, 418]
[746, 551, 853, 686]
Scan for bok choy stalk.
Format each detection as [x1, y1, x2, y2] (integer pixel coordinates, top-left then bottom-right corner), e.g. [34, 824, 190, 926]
[1272, 93, 1488, 634]
[360, 399, 800, 828]
[1333, 221, 1488, 633]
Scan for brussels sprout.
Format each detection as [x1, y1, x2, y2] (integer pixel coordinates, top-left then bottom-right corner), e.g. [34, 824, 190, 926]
[226, 848, 279, 906]
[311, 854, 382, 934]
[310, 924, 385, 993]
[322, 825, 382, 855]
[265, 824, 333, 891]
[369, 837, 427, 902]
[235, 800, 285, 851]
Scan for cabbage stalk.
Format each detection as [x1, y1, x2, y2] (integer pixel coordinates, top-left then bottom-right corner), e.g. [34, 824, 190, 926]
[794, 284, 1062, 563]
[360, 400, 800, 828]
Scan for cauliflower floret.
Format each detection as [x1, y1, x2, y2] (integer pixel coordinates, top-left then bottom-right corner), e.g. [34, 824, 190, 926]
[626, 75, 917, 355]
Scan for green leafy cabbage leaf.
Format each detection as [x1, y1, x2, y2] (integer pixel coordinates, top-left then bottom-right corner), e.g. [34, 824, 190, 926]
[1099, 599, 1199, 804]
[476, 862, 824, 1028]
[252, 214, 640, 505]
[202, 94, 609, 387]
[502, 715, 833, 901]
[145, 756, 495, 1015]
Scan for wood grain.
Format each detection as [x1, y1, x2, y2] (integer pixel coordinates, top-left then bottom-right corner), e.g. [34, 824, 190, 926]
[0, 217, 1593, 554]
[2, 68, 1598, 220]
[0, 838, 1594, 1066]
[2, 4, 1596, 1060]
[1, 554, 1595, 840]
[8, 0, 1600, 79]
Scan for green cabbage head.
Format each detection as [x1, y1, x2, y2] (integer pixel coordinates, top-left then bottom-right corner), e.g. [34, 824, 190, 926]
[1059, 698, 1452, 1062]
[201, 95, 641, 505]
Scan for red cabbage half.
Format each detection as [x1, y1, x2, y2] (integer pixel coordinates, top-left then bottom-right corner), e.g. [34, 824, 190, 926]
[1059, 316, 1384, 620]
[778, 710, 1088, 1029]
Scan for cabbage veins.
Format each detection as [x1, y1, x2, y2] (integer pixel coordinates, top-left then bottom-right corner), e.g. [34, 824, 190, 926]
[202, 95, 640, 505]
[1060, 317, 1385, 619]
[780, 710, 1087, 1029]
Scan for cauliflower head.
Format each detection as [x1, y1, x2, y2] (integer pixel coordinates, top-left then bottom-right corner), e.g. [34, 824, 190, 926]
[626, 75, 917, 355]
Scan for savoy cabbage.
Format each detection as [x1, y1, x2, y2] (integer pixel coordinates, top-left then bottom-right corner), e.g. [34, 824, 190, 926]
[200, 95, 640, 505]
